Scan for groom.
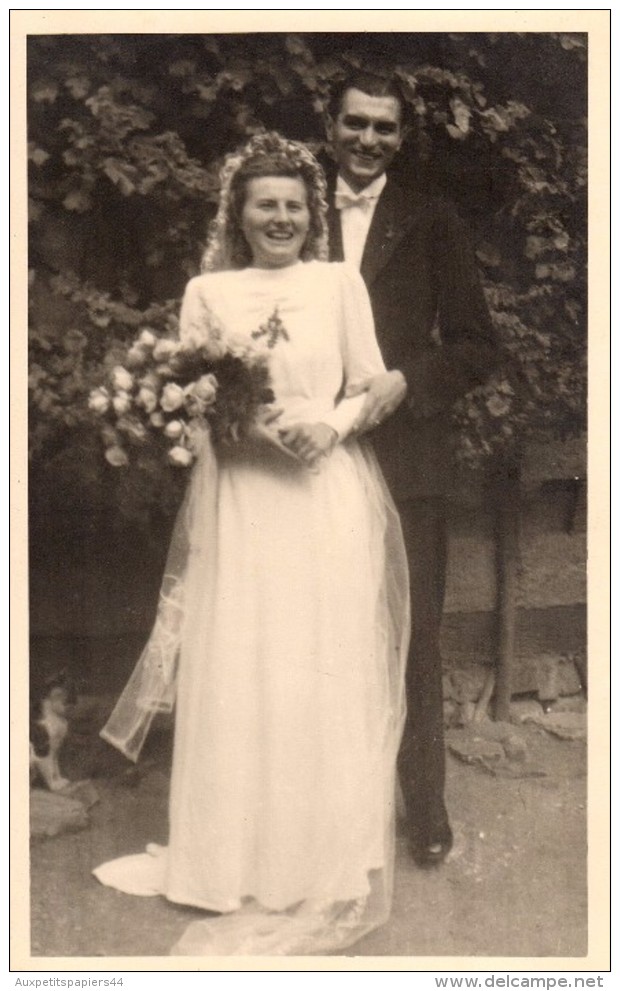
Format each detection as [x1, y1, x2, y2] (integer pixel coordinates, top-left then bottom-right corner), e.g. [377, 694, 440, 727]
[324, 73, 498, 866]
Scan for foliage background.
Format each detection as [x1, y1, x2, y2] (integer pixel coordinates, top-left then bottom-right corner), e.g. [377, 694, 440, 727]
[27, 32, 587, 546]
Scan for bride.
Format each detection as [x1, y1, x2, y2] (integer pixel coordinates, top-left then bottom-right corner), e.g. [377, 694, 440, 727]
[94, 132, 410, 956]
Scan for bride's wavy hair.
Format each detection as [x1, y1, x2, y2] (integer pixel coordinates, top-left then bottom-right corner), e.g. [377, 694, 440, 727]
[201, 132, 329, 272]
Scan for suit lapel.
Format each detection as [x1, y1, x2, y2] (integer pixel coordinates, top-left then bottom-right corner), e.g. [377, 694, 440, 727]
[360, 180, 411, 286]
[326, 174, 414, 283]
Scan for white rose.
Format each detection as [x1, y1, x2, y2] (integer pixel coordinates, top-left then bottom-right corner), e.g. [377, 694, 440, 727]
[136, 386, 158, 413]
[164, 419, 184, 440]
[193, 374, 218, 405]
[183, 392, 201, 418]
[150, 411, 165, 427]
[88, 387, 110, 414]
[111, 365, 134, 391]
[184, 374, 218, 416]
[138, 328, 157, 348]
[112, 391, 131, 415]
[168, 445, 194, 467]
[153, 339, 180, 362]
[140, 373, 160, 390]
[126, 343, 147, 369]
[160, 382, 185, 412]
[105, 445, 129, 467]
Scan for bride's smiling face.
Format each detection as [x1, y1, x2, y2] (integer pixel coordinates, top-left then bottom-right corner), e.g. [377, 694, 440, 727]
[241, 176, 310, 269]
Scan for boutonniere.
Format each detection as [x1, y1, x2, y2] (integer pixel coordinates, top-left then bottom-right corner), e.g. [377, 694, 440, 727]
[379, 224, 398, 251]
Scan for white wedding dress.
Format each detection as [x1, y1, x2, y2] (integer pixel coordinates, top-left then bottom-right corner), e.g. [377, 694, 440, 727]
[95, 260, 410, 955]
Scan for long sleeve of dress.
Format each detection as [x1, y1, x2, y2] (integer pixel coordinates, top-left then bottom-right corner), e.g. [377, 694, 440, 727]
[320, 264, 386, 440]
[178, 276, 219, 348]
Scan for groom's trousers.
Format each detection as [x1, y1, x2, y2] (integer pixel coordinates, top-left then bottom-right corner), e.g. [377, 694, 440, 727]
[396, 497, 451, 847]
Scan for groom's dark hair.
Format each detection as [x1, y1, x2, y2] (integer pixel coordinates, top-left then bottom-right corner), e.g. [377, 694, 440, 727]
[328, 72, 405, 121]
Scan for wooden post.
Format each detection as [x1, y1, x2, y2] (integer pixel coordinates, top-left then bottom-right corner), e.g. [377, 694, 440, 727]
[491, 455, 522, 721]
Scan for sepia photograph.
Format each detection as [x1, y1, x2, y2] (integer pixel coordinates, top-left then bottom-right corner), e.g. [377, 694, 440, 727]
[12, 10, 609, 969]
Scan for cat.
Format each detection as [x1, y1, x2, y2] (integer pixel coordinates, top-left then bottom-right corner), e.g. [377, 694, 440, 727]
[30, 671, 77, 792]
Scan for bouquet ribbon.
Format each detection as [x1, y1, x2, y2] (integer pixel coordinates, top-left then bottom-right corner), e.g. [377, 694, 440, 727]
[100, 426, 218, 761]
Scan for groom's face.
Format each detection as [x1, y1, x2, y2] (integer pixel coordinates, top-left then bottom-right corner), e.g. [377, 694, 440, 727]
[328, 87, 402, 192]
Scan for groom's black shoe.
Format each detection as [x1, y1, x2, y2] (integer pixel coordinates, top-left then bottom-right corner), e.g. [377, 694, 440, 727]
[409, 828, 453, 868]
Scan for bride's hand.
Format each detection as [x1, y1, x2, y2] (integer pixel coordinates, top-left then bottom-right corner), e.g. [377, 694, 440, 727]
[278, 423, 338, 468]
[247, 407, 304, 462]
[257, 404, 284, 430]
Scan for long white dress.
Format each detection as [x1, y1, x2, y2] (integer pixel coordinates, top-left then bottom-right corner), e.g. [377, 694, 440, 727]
[95, 260, 410, 955]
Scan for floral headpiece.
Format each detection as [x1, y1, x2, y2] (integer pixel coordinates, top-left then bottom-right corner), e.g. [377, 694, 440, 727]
[201, 132, 329, 272]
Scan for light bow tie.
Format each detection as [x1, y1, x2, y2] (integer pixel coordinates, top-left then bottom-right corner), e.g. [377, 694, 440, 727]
[334, 189, 377, 212]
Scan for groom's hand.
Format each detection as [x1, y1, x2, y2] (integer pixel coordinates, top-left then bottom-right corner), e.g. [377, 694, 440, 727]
[348, 370, 407, 433]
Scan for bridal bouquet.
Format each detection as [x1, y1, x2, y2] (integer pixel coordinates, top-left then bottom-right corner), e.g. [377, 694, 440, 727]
[89, 326, 274, 469]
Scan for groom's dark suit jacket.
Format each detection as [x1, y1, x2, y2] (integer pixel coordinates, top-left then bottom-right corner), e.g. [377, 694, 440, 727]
[327, 175, 498, 500]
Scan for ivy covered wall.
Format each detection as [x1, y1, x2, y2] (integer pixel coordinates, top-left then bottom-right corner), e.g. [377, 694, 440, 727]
[27, 33, 588, 686]
[28, 32, 587, 527]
